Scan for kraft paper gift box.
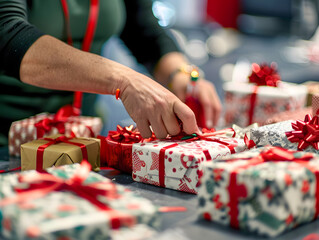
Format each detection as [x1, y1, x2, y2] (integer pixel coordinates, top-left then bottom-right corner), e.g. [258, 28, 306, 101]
[249, 114, 319, 154]
[0, 162, 160, 240]
[20, 135, 100, 171]
[132, 135, 247, 194]
[9, 107, 103, 157]
[197, 147, 319, 237]
[223, 81, 307, 128]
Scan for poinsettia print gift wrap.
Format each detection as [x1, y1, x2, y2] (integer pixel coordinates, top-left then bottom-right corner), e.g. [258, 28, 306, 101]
[132, 136, 247, 194]
[0, 162, 160, 240]
[250, 114, 319, 153]
[223, 81, 307, 127]
[197, 147, 319, 237]
[9, 112, 102, 157]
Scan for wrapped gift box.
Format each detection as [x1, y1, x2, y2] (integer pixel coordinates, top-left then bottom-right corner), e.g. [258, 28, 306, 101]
[9, 111, 103, 157]
[223, 81, 307, 127]
[249, 114, 319, 153]
[0, 162, 160, 240]
[197, 147, 319, 237]
[98, 125, 148, 173]
[132, 135, 247, 194]
[21, 135, 100, 171]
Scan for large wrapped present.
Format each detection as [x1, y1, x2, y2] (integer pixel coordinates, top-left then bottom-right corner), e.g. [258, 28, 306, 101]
[197, 147, 319, 237]
[132, 133, 247, 194]
[0, 162, 160, 240]
[21, 135, 100, 171]
[9, 105, 103, 157]
[249, 114, 319, 153]
[223, 63, 307, 127]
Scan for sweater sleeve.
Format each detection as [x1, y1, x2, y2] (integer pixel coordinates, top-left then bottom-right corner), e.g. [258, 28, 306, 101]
[120, 0, 180, 74]
[0, 0, 44, 80]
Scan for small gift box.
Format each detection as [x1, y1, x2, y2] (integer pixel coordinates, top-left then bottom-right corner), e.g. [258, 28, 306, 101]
[98, 125, 148, 173]
[197, 147, 319, 237]
[249, 114, 319, 153]
[8, 105, 103, 157]
[0, 162, 160, 240]
[223, 63, 307, 127]
[132, 133, 247, 194]
[21, 135, 100, 171]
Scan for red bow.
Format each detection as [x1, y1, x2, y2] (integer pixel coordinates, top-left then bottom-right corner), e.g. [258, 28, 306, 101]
[34, 105, 80, 138]
[248, 62, 281, 87]
[286, 114, 319, 150]
[0, 161, 134, 229]
[109, 125, 143, 143]
[35, 118, 66, 138]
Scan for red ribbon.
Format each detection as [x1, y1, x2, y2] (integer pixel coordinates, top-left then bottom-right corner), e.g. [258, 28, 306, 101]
[286, 114, 319, 150]
[60, 0, 100, 113]
[0, 161, 135, 229]
[244, 134, 256, 149]
[227, 147, 318, 228]
[36, 136, 88, 171]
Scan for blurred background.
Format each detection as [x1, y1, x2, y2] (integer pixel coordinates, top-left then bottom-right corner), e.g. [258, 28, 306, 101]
[97, 0, 319, 134]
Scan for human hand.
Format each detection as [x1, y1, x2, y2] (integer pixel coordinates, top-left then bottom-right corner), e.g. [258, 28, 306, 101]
[119, 69, 200, 139]
[169, 74, 222, 129]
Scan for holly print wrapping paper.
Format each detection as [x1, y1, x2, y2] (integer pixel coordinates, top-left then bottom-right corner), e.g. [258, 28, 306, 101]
[197, 147, 319, 237]
[0, 162, 159, 240]
[132, 136, 247, 194]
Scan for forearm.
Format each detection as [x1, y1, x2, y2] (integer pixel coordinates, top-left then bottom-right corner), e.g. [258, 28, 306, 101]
[20, 35, 130, 95]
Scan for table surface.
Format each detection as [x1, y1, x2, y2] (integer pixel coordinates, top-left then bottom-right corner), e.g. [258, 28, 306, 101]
[1, 147, 319, 240]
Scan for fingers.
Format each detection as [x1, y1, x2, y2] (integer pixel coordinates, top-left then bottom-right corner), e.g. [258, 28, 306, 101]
[197, 80, 222, 128]
[173, 101, 200, 135]
[149, 115, 168, 139]
[135, 119, 152, 139]
[162, 110, 181, 136]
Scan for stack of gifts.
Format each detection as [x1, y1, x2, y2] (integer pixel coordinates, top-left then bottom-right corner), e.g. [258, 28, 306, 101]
[0, 161, 160, 239]
[8, 105, 103, 157]
[223, 63, 308, 127]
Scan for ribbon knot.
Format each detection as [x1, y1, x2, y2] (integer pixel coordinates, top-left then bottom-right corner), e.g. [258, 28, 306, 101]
[109, 125, 143, 143]
[286, 114, 319, 150]
[248, 62, 281, 87]
[35, 118, 66, 138]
